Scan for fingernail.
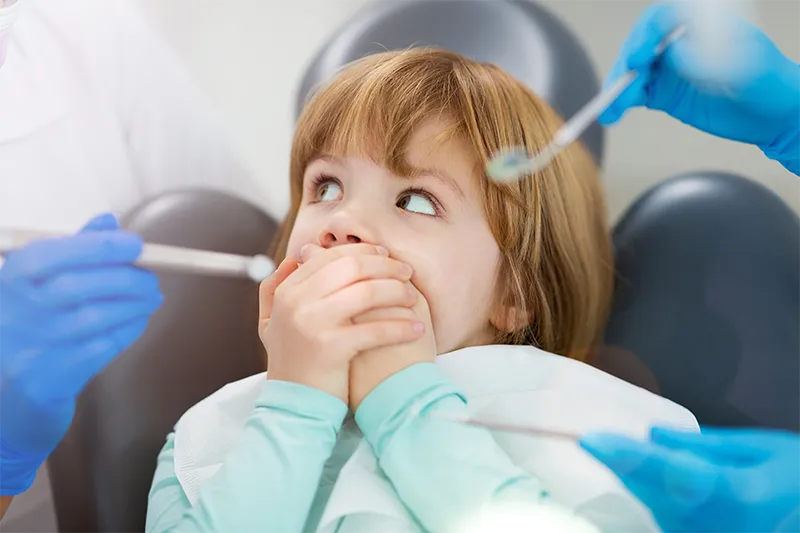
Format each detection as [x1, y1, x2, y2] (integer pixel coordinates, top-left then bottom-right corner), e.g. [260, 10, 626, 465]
[401, 263, 413, 277]
[376, 245, 389, 256]
[300, 244, 311, 259]
[412, 322, 425, 333]
[407, 284, 417, 297]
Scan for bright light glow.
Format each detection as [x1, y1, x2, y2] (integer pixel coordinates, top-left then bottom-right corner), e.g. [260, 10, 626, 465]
[450, 502, 602, 533]
[678, 0, 760, 84]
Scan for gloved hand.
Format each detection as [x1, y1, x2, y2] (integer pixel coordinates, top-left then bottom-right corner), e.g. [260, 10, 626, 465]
[0, 214, 163, 495]
[581, 426, 800, 532]
[601, 2, 800, 176]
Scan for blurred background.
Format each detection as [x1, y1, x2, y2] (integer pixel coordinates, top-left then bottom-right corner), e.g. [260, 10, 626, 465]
[134, 0, 800, 222]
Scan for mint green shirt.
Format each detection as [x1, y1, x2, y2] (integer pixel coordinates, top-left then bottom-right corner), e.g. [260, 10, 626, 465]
[145, 363, 545, 532]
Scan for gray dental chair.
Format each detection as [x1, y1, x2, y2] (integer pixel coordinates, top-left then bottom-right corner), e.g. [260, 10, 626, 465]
[45, 1, 799, 532]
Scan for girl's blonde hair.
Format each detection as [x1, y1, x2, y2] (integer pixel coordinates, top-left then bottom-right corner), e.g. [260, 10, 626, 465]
[272, 48, 613, 361]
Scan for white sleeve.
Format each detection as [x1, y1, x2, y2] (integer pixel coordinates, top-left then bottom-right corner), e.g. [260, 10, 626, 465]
[71, 0, 272, 214]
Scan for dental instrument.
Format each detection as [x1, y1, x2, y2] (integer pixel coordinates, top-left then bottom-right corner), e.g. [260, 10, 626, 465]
[486, 24, 689, 182]
[0, 228, 275, 282]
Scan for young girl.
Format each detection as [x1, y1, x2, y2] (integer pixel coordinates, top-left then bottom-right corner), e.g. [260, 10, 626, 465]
[145, 48, 696, 533]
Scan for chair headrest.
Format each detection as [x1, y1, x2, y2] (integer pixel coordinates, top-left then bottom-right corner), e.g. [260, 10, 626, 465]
[297, 0, 604, 166]
[601, 172, 800, 431]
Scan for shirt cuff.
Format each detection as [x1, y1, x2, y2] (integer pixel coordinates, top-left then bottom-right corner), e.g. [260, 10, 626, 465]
[257, 380, 349, 431]
[355, 363, 467, 450]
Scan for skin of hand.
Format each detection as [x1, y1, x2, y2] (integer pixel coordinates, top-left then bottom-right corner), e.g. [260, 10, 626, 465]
[296, 243, 436, 411]
[348, 282, 437, 412]
[0, 496, 13, 520]
[258, 243, 424, 404]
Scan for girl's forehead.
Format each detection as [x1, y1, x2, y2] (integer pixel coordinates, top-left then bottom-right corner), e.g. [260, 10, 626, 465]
[323, 119, 476, 161]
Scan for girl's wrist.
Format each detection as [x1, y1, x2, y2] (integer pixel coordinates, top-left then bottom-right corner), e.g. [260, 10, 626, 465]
[267, 368, 350, 405]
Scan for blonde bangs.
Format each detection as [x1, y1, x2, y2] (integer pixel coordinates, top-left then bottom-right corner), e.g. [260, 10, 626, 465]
[292, 50, 465, 180]
[279, 49, 562, 243]
[289, 48, 562, 194]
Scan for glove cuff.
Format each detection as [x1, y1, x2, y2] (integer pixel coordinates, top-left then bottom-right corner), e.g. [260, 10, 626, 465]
[0, 439, 46, 496]
[759, 61, 800, 176]
[761, 124, 800, 177]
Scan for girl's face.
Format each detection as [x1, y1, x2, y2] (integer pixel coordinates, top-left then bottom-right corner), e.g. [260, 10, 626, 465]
[286, 120, 502, 354]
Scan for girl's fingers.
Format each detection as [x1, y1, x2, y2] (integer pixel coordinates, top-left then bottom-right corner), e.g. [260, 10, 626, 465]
[287, 243, 388, 285]
[305, 255, 412, 299]
[334, 319, 426, 357]
[259, 258, 299, 321]
[317, 279, 416, 323]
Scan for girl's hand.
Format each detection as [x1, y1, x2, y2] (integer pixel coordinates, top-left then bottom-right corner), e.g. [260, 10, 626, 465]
[348, 283, 437, 411]
[259, 244, 424, 404]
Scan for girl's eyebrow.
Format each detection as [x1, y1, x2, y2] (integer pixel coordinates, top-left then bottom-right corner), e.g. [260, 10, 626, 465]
[311, 154, 345, 167]
[408, 166, 466, 201]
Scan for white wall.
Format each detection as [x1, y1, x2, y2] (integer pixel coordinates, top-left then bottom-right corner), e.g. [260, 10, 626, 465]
[136, 0, 799, 222]
[135, 0, 373, 219]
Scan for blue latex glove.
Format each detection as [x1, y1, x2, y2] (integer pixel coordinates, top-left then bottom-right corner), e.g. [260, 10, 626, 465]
[601, 2, 800, 176]
[0, 214, 163, 495]
[581, 427, 800, 532]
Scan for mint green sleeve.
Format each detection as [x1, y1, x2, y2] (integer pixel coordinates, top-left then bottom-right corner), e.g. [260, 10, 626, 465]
[145, 380, 348, 533]
[355, 363, 546, 532]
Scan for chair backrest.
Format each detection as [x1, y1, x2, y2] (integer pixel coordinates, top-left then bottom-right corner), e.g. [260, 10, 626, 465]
[599, 172, 800, 431]
[296, 0, 605, 166]
[47, 190, 279, 532]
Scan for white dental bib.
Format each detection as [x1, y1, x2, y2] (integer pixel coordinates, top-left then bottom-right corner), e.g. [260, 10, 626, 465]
[173, 345, 698, 532]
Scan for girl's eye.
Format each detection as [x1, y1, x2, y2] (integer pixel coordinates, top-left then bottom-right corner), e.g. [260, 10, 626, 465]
[316, 180, 342, 202]
[397, 192, 437, 216]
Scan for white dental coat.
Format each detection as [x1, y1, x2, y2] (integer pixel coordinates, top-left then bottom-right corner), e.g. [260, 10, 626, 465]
[173, 345, 700, 532]
[0, 0, 268, 234]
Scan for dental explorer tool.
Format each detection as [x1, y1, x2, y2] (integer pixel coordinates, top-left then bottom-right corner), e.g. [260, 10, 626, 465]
[486, 24, 689, 182]
[0, 228, 275, 282]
